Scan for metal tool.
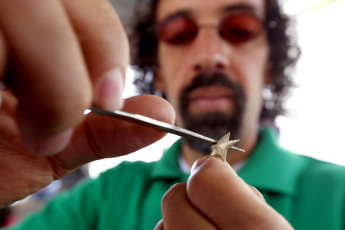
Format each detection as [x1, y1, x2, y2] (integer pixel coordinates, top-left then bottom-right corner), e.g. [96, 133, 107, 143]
[89, 107, 245, 152]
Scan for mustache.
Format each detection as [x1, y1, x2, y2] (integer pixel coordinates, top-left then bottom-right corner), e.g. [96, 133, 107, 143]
[178, 71, 246, 153]
[180, 71, 243, 104]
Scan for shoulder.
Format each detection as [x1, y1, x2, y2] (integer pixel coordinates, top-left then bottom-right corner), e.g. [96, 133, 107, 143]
[300, 157, 345, 184]
[292, 155, 345, 202]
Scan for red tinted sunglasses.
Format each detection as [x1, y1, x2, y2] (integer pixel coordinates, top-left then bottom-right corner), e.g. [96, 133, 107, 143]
[156, 13, 265, 45]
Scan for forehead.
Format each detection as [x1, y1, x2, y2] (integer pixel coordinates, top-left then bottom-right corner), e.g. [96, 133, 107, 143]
[156, 0, 266, 21]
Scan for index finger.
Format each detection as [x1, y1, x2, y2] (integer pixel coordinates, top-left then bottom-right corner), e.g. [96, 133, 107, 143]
[160, 183, 217, 230]
[61, 0, 129, 110]
[0, 0, 129, 155]
[0, 0, 92, 155]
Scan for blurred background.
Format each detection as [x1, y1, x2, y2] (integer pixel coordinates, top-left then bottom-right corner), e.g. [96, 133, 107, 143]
[3, 0, 345, 226]
[89, 0, 345, 178]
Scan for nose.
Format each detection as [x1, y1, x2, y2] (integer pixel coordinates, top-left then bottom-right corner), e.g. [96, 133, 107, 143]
[191, 27, 230, 73]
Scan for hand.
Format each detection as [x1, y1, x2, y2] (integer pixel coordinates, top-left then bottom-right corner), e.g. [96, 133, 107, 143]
[0, 0, 176, 207]
[155, 157, 293, 229]
[0, 0, 129, 155]
[0, 93, 175, 207]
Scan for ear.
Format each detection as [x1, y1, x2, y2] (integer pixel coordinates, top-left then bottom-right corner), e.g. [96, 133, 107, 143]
[154, 68, 166, 93]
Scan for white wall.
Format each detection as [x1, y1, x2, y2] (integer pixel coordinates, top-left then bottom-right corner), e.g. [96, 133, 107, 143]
[277, 0, 345, 164]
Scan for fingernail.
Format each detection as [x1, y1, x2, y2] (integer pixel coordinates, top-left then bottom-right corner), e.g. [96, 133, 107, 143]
[95, 69, 124, 110]
[35, 129, 74, 156]
[191, 156, 210, 173]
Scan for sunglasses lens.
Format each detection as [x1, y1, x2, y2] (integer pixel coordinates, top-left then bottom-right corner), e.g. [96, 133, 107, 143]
[157, 17, 198, 45]
[219, 14, 263, 43]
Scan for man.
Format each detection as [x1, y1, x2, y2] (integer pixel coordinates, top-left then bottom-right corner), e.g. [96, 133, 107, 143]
[131, 0, 345, 229]
[0, 0, 344, 230]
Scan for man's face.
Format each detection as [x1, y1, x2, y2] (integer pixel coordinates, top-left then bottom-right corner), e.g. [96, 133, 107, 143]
[155, 0, 270, 152]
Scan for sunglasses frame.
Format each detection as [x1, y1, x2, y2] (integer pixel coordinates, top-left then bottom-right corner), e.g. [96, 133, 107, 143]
[153, 11, 268, 45]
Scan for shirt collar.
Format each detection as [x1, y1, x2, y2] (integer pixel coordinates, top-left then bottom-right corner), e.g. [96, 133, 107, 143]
[238, 127, 309, 196]
[150, 139, 188, 180]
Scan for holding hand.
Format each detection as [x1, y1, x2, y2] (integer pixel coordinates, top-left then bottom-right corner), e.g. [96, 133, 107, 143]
[156, 156, 293, 229]
[0, 0, 175, 207]
[0, 0, 129, 155]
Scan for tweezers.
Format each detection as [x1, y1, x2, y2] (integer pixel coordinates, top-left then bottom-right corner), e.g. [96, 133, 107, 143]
[89, 107, 245, 152]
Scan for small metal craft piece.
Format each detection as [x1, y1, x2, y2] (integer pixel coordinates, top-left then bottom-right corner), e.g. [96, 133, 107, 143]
[210, 133, 240, 162]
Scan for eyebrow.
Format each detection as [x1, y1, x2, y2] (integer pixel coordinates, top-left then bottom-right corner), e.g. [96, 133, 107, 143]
[157, 10, 190, 23]
[223, 4, 255, 11]
[158, 3, 260, 23]
[222, 4, 258, 14]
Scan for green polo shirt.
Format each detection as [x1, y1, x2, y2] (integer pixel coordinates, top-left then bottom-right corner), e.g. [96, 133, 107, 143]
[5, 128, 345, 229]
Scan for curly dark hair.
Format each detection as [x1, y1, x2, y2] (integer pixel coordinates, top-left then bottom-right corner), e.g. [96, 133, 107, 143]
[129, 0, 300, 121]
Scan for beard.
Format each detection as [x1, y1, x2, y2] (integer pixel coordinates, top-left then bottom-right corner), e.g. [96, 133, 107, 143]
[179, 71, 246, 154]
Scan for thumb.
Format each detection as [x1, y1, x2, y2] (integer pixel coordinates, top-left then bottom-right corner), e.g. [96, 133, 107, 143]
[187, 156, 292, 229]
